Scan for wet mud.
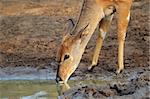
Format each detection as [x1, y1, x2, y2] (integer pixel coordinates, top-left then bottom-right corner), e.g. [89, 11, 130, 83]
[0, 0, 149, 98]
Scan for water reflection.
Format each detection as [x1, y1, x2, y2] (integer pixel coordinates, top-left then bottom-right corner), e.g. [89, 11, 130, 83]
[22, 91, 47, 99]
[0, 80, 110, 99]
[0, 80, 58, 99]
[0, 80, 73, 99]
[56, 83, 70, 99]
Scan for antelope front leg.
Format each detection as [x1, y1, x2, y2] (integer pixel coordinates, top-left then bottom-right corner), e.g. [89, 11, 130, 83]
[116, 4, 131, 74]
[88, 15, 113, 70]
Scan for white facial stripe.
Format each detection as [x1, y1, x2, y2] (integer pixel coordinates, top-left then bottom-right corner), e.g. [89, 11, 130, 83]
[64, 74, 71, 83]
[100, 29, 106, 39]
[127, 12, 130, 21]
[70, 56, 73, 61]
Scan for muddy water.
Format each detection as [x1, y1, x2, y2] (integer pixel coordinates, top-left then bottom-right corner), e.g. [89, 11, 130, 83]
[0, 80, 57, 99]
[0, 76, 149, 99]
[0, 80, 113, 99]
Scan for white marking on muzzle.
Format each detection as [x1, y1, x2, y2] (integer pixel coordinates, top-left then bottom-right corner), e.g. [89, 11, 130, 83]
[127, 11, 130, 21]
[100, 29, 106, 39]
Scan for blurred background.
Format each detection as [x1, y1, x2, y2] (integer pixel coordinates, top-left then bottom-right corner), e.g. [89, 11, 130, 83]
[0, 0, 149, 98]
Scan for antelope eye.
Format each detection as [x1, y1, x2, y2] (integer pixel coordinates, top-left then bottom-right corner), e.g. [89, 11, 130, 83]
[64, 54, 70, 60]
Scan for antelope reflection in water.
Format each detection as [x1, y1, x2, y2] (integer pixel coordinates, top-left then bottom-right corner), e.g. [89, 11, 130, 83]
[56, 83, 71, 99]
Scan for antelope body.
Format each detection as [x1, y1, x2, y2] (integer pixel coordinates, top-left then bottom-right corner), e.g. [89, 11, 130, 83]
[56, 0, 132, 83]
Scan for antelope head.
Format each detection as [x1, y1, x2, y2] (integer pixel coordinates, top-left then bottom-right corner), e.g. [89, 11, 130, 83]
[56, 19, 88, 83]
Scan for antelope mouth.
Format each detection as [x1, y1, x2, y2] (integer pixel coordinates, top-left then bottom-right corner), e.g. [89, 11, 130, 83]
[56, 74, 68, 84]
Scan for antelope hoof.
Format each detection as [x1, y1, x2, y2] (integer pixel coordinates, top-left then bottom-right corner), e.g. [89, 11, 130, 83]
[116, 68, 123, 74]
[88, 65, 95, 72]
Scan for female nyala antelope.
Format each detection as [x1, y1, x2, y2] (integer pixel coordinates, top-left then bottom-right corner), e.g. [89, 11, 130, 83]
[56, 0, 132, 83]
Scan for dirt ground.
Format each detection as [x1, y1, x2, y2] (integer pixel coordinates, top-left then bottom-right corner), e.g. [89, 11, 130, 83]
[0, 0, 149, 98]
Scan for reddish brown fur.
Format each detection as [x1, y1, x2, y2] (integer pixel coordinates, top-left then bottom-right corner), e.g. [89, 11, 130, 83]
[57, 0, 132, 83]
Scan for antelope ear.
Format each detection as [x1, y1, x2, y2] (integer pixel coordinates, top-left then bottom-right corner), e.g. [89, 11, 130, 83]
[63, 19, 75, 41]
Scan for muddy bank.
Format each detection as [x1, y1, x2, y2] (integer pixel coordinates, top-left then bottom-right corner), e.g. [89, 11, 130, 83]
[0, 0, 149, 98]
[60, 71, 149, 99]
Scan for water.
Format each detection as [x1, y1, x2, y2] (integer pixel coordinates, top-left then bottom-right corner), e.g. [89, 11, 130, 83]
[0, 80, 113, 99]
[0, 76, 148, 99]
[0, 80, 58, 99]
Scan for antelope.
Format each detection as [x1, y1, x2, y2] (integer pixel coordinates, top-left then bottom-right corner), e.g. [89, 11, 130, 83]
[56, 0, 132, 83]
